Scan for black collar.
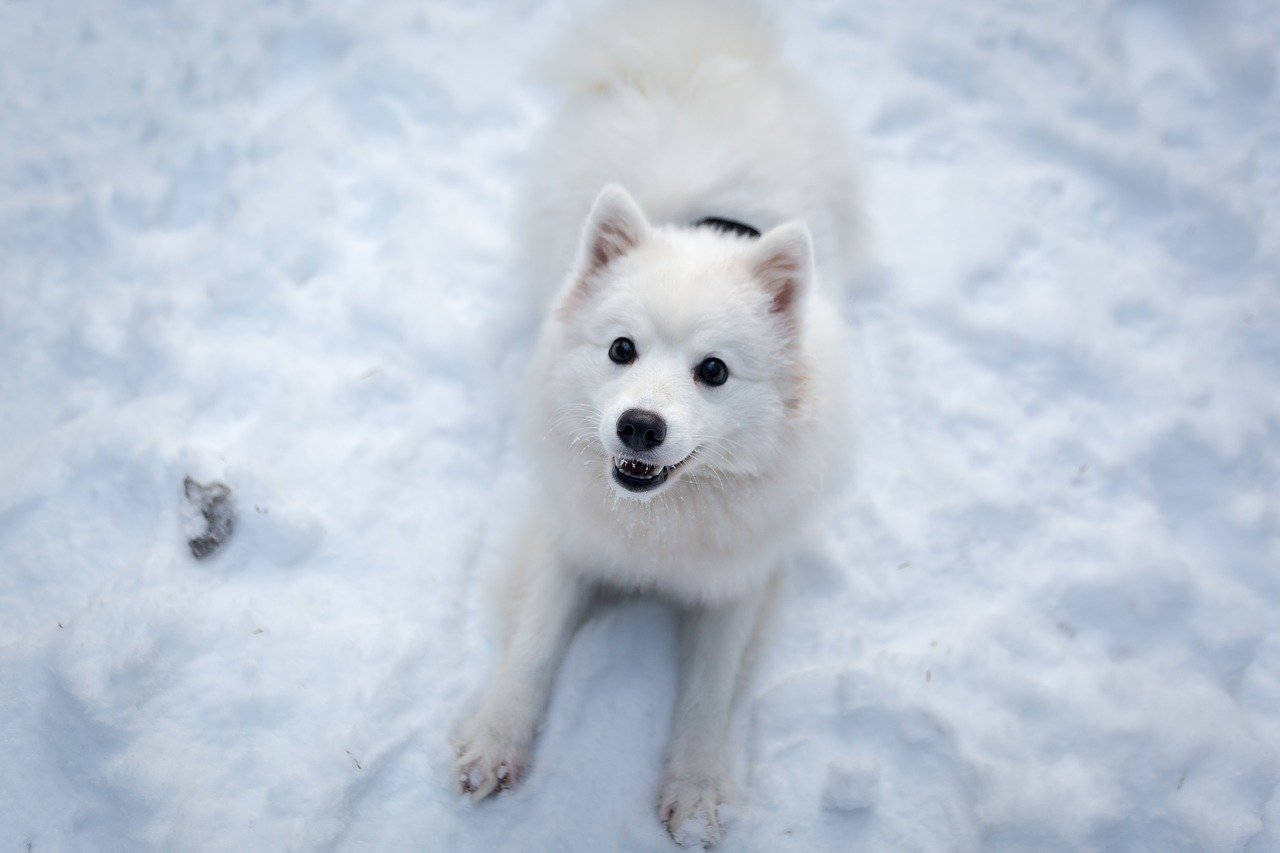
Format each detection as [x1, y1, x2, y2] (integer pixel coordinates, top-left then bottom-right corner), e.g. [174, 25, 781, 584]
[692, 216, 761, 239]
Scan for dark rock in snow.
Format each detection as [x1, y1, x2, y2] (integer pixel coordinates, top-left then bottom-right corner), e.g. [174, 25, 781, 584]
[184, 476, 236, 559]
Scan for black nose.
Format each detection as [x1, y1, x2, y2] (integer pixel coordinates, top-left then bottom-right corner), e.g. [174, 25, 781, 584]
[616, 409, 666, 451]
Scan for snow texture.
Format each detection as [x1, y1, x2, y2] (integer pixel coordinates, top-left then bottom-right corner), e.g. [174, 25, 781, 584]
[822, 755, 880, 813]
[1, 0, 1278, 851]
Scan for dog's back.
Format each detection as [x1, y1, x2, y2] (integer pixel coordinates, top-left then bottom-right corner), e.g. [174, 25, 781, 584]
[520, 0, 862, 301]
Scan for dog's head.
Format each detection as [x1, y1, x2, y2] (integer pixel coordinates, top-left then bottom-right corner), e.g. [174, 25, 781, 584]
[546, 185, 814, 501]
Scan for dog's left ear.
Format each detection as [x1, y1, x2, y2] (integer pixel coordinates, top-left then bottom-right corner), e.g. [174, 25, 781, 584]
[577, 184, 651, 279]
[752, 222, 813, 317]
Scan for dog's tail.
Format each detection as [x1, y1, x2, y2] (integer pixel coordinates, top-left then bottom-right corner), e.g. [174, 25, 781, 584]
[541, 0, 781, 95]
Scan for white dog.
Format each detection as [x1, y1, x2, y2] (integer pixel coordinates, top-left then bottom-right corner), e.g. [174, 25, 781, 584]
[453, 0, 859, 845]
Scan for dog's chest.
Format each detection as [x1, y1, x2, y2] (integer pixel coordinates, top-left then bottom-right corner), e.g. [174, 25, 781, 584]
[558, 487, 782, 602]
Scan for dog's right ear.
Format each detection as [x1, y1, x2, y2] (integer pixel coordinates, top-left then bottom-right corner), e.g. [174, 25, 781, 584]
[575, 184, 650, 280]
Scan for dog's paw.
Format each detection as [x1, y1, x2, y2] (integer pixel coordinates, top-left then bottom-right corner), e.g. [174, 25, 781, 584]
[659, 776, 727, 849]
[451, 725, 528, 801]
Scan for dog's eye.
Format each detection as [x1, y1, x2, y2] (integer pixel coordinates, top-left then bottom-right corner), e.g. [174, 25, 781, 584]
[609, 337, 637, 365]
[695, 356, 729, 387]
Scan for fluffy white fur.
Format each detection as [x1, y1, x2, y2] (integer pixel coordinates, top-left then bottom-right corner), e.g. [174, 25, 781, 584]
[453, 1, 859, 846]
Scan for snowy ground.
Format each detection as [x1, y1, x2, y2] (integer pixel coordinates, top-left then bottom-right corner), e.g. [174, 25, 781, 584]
[2, 0, 1278, 850]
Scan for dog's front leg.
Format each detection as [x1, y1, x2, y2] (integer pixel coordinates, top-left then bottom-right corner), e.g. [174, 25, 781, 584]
[660, 585, 768, 847]
[452, 534, 588, 800]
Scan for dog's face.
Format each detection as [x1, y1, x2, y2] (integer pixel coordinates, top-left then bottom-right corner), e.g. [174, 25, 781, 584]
[547, 186, 813, 501]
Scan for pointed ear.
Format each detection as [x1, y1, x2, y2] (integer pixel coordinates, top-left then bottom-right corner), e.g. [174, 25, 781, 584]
[576, 184, 650, 278]
[752, 221, 813, 316]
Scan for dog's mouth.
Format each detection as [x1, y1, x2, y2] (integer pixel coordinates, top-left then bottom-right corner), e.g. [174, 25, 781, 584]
[611, 452, 695, 494]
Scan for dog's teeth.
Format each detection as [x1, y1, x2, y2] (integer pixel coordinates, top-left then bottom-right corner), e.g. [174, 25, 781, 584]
[615, 457, 662, 479]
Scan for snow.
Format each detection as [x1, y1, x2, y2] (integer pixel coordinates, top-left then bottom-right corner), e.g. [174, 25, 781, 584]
[1, 0, 1277, 850]
[821, 756, 880, 813]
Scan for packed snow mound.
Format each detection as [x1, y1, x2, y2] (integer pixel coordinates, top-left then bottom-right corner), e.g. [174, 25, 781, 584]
[1, 0, 1278, 851]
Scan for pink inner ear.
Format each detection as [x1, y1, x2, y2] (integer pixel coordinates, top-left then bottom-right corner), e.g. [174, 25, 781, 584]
[756, 250, 802, 314]
[590, 217, 634, 273]
[769, 276, 797, 314]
